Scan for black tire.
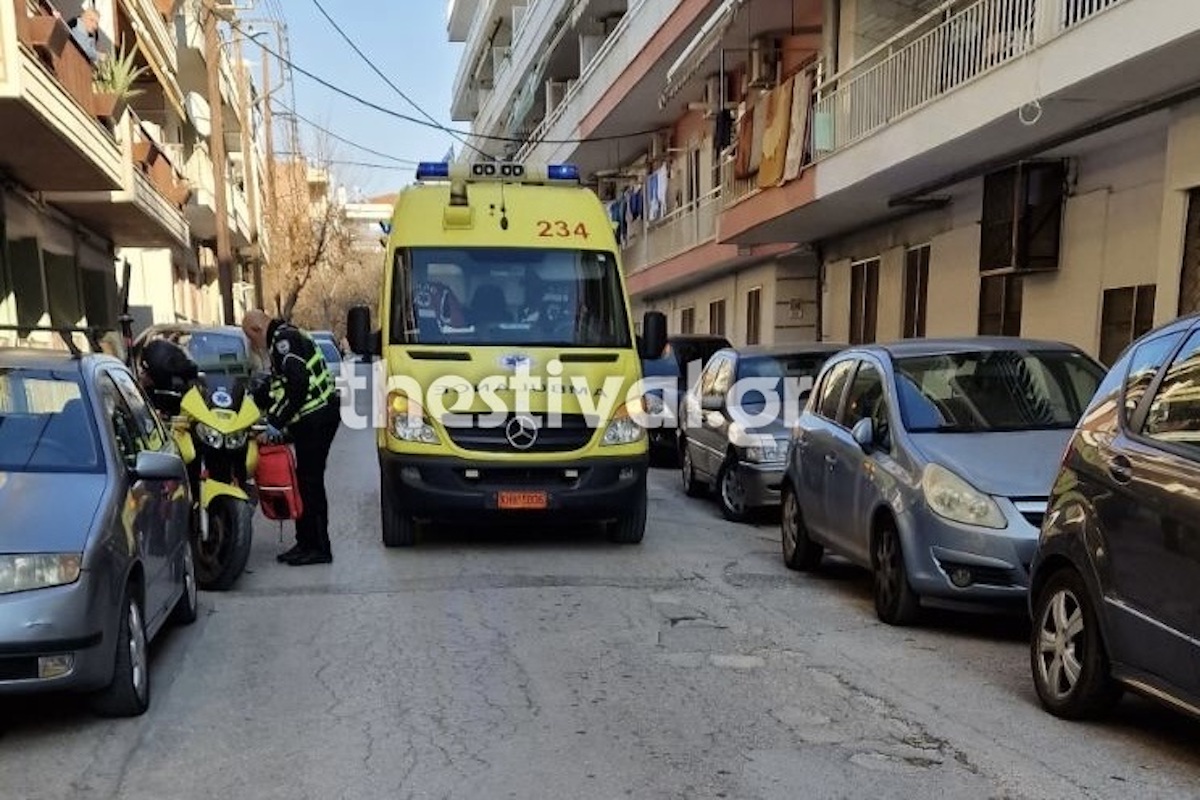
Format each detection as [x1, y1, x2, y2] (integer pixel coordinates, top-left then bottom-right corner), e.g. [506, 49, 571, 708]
[1030, 568, 1123, 719]
[872, 521, 920, 626]
[717, 455, 752, 523]
[679, 439, 704, 498]
[195, 497, 252, 592]
[609, 478, 647, 544]
[90, 586, 150, 718]
[381, 485, 417, 547]
[781, 484, 823, 571]
[169, 542, 199, 626]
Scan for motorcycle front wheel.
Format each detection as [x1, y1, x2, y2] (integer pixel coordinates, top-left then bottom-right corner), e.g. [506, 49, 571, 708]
[194, 496, 254, 591]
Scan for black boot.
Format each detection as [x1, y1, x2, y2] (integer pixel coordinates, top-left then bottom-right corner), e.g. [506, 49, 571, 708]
[287, 549, 333, 566]
[276, 543, 305, 563]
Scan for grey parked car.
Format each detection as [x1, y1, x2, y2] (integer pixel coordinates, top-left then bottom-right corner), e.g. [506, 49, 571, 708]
[781, 338, 1105, 625]
[679, 344, 843, 521]
[0, 348, 196, 717]
[1030, 314, 1200, 721]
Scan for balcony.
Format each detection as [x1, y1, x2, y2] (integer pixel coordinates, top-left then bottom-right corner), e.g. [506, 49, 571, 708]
[448, 0, 481, 41]
[0, 0, 124, 191]
[622, 188, 720, 274]
[726, 0, 1200, 244]
[450, 0, 514, 121]
[183, 142, 253, 246]
[45, 111, 189, 246]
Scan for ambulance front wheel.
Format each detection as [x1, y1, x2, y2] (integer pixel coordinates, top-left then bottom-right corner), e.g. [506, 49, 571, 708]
[381, 485, 417, 548]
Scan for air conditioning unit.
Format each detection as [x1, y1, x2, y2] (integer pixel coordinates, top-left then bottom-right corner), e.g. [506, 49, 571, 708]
[748, 36, 779, 89]
[545, 79, 567, 113]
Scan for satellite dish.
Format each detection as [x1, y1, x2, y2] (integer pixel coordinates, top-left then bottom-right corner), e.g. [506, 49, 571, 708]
[185, 92, 212, 139]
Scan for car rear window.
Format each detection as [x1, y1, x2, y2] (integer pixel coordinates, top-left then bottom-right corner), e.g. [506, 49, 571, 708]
[0, 370, 101, 473]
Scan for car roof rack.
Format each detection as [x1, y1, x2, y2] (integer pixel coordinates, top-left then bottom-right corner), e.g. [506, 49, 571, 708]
[0, 324, 119, 358]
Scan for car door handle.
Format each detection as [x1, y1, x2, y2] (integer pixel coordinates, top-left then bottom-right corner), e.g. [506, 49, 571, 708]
[824, 453, 837, 469]
[1107, 454, 1133, 485]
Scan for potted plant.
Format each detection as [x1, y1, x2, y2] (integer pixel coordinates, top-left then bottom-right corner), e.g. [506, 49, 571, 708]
[91, 45, 148, 123]
[27, 13, 69, 60]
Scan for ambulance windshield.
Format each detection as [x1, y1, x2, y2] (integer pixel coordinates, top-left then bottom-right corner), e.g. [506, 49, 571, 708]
[390, 247, 632, 348]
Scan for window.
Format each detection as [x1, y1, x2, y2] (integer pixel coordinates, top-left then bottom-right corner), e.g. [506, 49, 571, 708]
[109, 368, 165, 451]
[980, 161, 1066, 274]
[978, 274, 1023, 336]
[709, 299, 726, 336]
[842, 362, 891, 450]
[0, 369, 100, 473]
[745, 287, 762, 346]
[1142, 329, 1200, 451]
[98, 375, 142, 466]
[816, 360, 855, 421]
[1100, 285, 1156, 366]
[680, 306, 695, 334]
[1122, 332, 1183, 423]
[699, 355, 732, 403]
[849, 258, 879, 344]
[903, 246, 930, 338]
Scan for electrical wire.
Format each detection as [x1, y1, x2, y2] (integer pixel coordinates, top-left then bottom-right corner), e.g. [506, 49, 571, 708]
[308, 0, 485, 158]
[233, 22, 669, 147]
[275, 104, 423, 165]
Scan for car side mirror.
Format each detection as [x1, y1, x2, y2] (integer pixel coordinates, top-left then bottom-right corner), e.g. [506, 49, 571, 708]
[640, 310, 667, 360]
[851, 417, 875, 451]
[701, 394, 725, 412]
[347, 306, 377, 357]
[133, 451, 188, 482]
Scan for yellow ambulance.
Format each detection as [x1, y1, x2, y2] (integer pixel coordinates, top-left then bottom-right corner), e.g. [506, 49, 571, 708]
[347, 161, 667, 547]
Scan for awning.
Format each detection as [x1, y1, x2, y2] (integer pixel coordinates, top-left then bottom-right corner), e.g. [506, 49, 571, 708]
[659, 0, 746, 109]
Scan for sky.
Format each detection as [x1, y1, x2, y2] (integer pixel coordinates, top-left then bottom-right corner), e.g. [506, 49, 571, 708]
[269, 1, 465, 199]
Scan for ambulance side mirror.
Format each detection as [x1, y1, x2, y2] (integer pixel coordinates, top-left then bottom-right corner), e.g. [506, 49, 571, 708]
[347, 306, 376, 357]
[640, 311, 667, 361]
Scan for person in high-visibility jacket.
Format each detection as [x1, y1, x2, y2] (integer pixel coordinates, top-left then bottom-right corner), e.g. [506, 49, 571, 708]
[242, 309, 339, 566]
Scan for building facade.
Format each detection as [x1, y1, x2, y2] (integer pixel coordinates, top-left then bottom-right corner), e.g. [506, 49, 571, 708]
[0, 0, 269, 349]
[448, 0, 1200, 362]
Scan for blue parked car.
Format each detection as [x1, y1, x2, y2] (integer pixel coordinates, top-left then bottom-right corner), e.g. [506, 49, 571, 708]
[781, 338, 1105, 625]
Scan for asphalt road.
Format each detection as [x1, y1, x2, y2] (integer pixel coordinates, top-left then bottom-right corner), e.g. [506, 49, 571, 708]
[3, 427, 1200, 800]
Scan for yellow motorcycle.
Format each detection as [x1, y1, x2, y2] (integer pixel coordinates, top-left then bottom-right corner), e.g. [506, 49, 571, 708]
[168, 378, 262, 591]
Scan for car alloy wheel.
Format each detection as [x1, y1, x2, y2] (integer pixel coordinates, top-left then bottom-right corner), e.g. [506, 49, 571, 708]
[872, 523, 919, 625]
[781, 486, 822, 571]
[128, 600, 149, 703]
[1036, 586, 1085, 701]
[719, 459, 749, 522]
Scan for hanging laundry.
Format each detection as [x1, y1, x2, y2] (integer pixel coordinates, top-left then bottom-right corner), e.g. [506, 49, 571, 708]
[734, 106, 754, 179]
[653, 164, 669, 220]
[758, 77, 795, 189]
[714, 108, 734, 152]
[749, 98, 768, 175]
[783, 70, 814, 183]
[630, 185, 644, 220]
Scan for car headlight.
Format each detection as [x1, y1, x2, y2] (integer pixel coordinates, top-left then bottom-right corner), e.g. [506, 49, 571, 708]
[388, 392, 440, 445]
[194, 422, 224, 449]
[602, 402, 646, 446]
[921, 463, 1007, 529]
[0, 554, 82, 595]
[224, 430, 249, 449]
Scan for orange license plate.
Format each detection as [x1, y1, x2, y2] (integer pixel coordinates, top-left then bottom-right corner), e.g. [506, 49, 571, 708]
[497, 490, 548, 510]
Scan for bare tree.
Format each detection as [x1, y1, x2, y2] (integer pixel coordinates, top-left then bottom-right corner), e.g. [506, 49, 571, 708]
[263, 138, 352, 320]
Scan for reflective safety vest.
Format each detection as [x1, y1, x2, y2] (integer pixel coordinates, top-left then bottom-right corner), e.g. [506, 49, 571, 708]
[268, 329, 335, 425]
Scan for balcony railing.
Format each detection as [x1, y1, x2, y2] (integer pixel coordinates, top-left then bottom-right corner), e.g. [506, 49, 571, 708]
[129, 114, 190, 208]
[516, 0, 666, 161]
[812, 0, 1130, 156]
[623, 188, 721, 274]
[719, 156, 759, 210]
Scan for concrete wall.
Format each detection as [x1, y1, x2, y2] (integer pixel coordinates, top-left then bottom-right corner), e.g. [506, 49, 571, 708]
[1155, 99, 1200, 322]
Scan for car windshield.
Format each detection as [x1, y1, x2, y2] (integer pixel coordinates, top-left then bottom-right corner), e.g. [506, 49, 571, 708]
[894, 349, 1104, 433]
[146, 330, 249, 373]
[317, 340, 341, 365]
[0, 369, 101, 473]
[391, 247, 631, 348]
[736, 354, 829, 403]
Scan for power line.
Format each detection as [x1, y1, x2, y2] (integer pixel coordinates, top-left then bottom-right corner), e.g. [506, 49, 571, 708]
[276, 103, 422, 165]
[308, 0, 485, 159]
[234, 23, 669, 147]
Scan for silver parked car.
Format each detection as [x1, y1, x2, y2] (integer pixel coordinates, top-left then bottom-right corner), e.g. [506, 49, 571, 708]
[781, 338, 1105, 625]
[0, 347, 196, 716]
[679, 344, 843, 521]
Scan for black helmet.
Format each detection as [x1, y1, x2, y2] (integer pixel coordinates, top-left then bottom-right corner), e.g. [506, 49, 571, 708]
[139, 339, 198, 414]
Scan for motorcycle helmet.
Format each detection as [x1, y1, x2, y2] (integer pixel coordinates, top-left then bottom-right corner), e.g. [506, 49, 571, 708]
[139, 338, 199, 416]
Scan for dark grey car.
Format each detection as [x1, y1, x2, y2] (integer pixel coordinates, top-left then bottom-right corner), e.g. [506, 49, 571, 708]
[679, 344, 842, 521]
[0, 349, 196, 717]
[1030, 314, 1200, 722]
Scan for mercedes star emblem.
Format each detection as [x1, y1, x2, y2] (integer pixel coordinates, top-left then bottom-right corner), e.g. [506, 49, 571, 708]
[505, 415, 539, 450]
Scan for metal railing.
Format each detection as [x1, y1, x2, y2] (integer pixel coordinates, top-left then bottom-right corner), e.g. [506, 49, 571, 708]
[811, 0, 1130, 156]
[718, 156, 759, 210]
[623, 188, 722, 273]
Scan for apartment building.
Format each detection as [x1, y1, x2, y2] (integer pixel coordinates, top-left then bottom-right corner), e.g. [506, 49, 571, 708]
[0, 0, 267, 348]
[449, 0, 1200, 362]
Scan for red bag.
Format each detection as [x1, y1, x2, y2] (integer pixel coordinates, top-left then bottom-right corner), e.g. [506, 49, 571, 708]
[255, 443, 304, 521]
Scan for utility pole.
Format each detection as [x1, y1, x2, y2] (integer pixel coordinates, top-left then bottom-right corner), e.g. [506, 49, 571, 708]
[203, 0, 236, 325]
[234, 30, 263, 311]
[261, 50, 276, 218]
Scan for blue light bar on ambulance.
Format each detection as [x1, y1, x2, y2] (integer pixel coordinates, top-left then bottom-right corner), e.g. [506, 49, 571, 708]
[415, 162, 581, 184]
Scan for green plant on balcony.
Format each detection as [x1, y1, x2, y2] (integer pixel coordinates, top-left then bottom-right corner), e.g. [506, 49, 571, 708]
[91, 44, 148, 122]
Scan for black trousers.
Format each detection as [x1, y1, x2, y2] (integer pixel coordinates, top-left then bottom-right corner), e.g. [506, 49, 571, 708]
[291, 401, 339, 554]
